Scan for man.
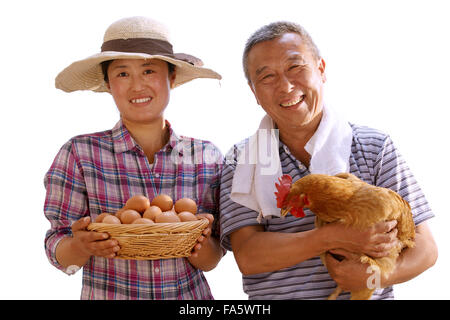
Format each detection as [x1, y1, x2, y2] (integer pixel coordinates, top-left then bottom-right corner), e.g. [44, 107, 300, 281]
[219, 21, 437, 299]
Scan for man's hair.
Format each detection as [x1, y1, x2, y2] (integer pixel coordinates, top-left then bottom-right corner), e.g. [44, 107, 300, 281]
[243, 21, 321, 82]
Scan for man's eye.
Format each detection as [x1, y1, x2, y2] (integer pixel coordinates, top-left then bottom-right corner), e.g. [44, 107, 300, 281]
[144, 69, 154, 75]
[117, 72, 128, 77]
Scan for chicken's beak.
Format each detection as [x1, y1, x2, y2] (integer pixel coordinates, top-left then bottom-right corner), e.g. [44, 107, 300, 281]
[280, 207, 291, 217]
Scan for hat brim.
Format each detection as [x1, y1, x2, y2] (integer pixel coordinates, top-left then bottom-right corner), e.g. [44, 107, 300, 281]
[55, 51, 221, 93]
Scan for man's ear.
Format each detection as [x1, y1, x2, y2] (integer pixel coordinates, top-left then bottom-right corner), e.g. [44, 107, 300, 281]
[318, 58, 326, 83]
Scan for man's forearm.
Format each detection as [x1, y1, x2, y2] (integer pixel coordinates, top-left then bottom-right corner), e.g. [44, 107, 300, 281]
[231, 225, 330, 275]
[382, 222, 437, 287]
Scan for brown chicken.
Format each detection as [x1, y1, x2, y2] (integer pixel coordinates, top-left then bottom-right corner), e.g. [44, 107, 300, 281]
[274, 172, 415, 300]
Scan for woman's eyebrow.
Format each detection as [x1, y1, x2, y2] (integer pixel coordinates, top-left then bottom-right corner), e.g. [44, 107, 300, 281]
[110, 61, 159, 71]
[110, 64, 128, 71]
[142, 61, 158, 67]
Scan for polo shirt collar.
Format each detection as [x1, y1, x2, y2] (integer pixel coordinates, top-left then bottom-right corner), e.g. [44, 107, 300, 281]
[111, 119, 182, 155]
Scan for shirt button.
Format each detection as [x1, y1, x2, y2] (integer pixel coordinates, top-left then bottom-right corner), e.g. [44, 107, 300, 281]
[154, 173, 160, 178]
[154, 267, 160, 273]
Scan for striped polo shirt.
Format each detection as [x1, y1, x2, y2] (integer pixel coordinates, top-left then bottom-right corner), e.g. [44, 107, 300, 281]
[219, 124, 434, 299]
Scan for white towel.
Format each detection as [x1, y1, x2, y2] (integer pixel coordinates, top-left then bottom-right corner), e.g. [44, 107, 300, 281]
[305, 104, 353, 175]
[230, 105, 353, 220]
[230, 115, 283, 218]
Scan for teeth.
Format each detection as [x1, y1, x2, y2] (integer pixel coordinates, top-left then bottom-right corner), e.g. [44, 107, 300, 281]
[131, 97, 151, 104]
[280, 96, 304, 107]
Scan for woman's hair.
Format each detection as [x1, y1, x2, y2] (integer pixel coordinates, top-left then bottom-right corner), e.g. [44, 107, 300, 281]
[242, 21, 321, 82]
[101, 60, 176, 83]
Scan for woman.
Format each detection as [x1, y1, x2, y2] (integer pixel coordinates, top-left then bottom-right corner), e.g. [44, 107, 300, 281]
[44, 16, 224, 299]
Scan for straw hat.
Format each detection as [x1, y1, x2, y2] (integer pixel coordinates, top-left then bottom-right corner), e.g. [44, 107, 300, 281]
[55, 16, 221, 92]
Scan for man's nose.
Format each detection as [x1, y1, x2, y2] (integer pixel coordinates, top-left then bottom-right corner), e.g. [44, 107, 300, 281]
[278, 74, 294, 93]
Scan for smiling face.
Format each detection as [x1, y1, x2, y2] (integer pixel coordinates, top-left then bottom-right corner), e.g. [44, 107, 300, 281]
[106, 58, 176, 125]
[247, 33, 326, 131]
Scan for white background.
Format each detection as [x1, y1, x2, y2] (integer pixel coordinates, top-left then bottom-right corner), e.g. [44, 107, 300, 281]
[0, 0, 449, 299]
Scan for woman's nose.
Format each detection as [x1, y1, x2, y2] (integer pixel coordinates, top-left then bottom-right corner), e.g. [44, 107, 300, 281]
[130, 74, 145, 91]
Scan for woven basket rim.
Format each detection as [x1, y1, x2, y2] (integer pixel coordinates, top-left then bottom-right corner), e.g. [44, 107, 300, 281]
[87, 217, 209, 234]
[85, 217, 209, 260]
[88, 217, 208, 226]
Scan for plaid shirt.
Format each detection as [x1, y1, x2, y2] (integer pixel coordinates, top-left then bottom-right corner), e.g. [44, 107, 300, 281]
[44, 120, 223, 300]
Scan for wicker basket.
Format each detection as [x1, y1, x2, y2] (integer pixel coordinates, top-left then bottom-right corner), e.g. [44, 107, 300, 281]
[87, 218, 209, 260]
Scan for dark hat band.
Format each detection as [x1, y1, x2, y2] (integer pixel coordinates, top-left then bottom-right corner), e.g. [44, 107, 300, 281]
[101, 38, 202, 66]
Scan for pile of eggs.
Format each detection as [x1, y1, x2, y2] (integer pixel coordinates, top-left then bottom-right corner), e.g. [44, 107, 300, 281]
[95, 194, 198, 225]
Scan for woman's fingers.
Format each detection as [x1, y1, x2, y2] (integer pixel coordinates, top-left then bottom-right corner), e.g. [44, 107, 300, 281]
[71, 216, 91, 232]
[71, 217, 120, 258]
[87, 238, 120, 257]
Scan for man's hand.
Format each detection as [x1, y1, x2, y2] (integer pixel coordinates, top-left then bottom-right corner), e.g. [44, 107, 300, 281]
[327, 220, 399, 258]
[324, 249, 374, 292]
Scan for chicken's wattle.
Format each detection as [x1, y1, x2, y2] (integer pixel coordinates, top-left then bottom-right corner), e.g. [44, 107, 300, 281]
[291, 207, 305, 218]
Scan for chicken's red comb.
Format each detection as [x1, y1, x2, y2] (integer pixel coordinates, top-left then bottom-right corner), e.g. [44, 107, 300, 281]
[274, 174, 293, 208]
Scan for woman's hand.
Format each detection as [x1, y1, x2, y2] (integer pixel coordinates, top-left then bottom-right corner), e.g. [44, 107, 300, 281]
[187, 213, 223, 271]
[70, 216, 121, 259]
[190, 213, 214, 258]
[71, 217, 120, 258]
[56, 216, 121, 268]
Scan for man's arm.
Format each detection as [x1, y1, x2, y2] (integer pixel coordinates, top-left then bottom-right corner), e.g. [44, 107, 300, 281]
[230, 220, 398, 275]
[382, 221, 438, 287]
[230, 225, 326, 275]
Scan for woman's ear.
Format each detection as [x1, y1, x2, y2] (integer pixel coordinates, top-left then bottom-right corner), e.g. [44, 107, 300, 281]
[169, 68, 177, 89]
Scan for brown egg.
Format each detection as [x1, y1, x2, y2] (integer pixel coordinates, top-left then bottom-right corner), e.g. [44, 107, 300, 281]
[115, 207, 127, 220]
[95, 212, 111, 223]
[132, 218, 155, 225]
[143, 205, 162, 221]
[125, 195, 150, 213]
[151, 194, 173, 212]
[174, 198, 197, 214]
[120, 209, 142, 224]
[155, 211, 181, 223]
[102, 215, 122, 224]
[177, 211, 198, 222]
